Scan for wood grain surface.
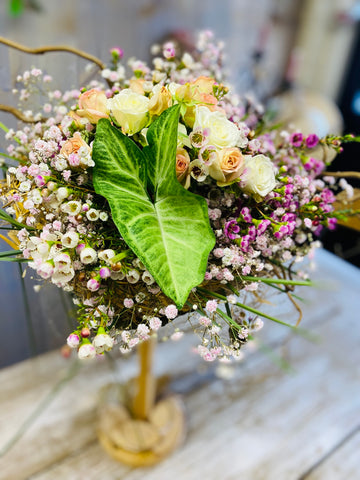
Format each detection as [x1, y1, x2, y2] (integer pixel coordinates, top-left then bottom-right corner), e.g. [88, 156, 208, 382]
[0, 248, 359, 480]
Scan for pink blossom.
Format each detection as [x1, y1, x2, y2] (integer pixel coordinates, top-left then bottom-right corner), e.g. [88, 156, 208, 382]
[305, 134, 319, 149]
[290, 132, 303, 147]
[35, 175, 46, 187]
[165, 304, 178, 319]
[67, 333, 80, 348]
[124, 298, 134, 308]
[245, 282, 258, 292]
[163, 42, 176, 59]
[128, 338, 139, 348]
[199, 316, 212, 326]
[137, 324, 150, 339]
[87, 278, 100, 292]
[68, 153, 80, 167]
[110, 46, 124, 58]
[149, 317, 162, 331]
[99, 267, 111, 279]
[170, 331, 184, 341]
[205, 299, 218, 313]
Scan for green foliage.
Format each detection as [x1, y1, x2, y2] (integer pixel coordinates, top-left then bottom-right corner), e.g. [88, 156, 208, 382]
[9, 0, 24, 17]
[0, 210, 32, 230]
[92, 106, 215, 307]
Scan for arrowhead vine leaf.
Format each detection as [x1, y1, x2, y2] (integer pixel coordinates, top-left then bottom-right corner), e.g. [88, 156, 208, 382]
[92, 105, 215, 307]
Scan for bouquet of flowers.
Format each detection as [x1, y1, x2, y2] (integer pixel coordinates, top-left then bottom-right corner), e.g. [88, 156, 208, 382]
[0, 31, 358, 362]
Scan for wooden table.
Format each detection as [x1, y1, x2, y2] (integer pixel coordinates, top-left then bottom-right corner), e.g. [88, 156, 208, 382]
[0, 249, 359, 480]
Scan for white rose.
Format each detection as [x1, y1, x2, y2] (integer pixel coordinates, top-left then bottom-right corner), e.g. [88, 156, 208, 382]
[243, 154, 276, 201]
[107, 89, 149, 135]
[193, 106, 240, 149]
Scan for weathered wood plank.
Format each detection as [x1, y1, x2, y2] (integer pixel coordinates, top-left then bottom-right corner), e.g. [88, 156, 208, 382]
[304, 429, 360, 480]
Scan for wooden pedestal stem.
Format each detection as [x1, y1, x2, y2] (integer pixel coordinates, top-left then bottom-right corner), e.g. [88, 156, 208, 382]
[132, 336, 157, 420]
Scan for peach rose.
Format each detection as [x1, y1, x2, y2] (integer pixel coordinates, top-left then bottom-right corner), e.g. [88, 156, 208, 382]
[60, 132, 91, 158]
[198, 92, 220, 112]
[209, 147, 245, 186]
[149, 85, 172, 116]
[192, 76, 216, 95]
[77, 89, 109, 124]
[176, 147, 190, 180]
[129, 78, 145, 95]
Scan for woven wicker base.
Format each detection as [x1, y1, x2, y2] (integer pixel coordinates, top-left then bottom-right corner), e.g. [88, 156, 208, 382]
[97, 395, 186, 467]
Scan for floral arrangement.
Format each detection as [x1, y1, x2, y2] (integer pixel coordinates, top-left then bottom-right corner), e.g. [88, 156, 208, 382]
[0, 31, 358, 362]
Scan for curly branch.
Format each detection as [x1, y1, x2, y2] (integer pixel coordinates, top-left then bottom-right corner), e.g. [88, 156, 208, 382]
[286, 291, 303, 326]
[0, 104, 37, 123]
[321, 171, 360, 180]
[0, 36, 106, 71]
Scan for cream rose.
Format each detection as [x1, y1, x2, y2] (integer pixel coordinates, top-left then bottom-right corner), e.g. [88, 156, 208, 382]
[209, 147, 245, 186]
[243, 154, 276, 201]
[77, 89, 109, 124]
[193, 106, 240, 149]
[107, 89, 150, 135]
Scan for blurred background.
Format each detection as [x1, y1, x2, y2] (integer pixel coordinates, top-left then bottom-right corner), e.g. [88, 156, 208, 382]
[0, 0, 359, 368]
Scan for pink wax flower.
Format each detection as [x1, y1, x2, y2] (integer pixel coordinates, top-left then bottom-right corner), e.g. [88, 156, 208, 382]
[290, 132, 303, 147]
[87, 278, 100, 292]
[99, 267, 111, 279]
[110, 46, 124, 59]
[224, 219, 240, 240]
[163, 42, 176, 59]
[327, 217, 337, 230]
[305, 134, 319, 149]
[35, 175, 46, 187]
[67, 333, 80, 348]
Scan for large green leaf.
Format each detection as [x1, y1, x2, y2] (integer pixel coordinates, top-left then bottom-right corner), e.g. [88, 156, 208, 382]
[92, 106, 215, 307]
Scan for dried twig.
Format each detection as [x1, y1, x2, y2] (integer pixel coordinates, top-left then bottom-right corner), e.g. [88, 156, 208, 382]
[0, 36, 106, 70]
[0, 36, 108, 123]
[286, 291, 303, 326]
[0, 104, 37, 123]
[321, 171, 360, 180]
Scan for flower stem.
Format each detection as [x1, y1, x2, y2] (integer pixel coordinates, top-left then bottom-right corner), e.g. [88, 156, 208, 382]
[240, 275, 313, 286]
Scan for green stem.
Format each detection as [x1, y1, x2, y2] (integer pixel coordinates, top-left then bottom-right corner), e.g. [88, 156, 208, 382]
[261, 281, 305, 301]
[58, 288, 75, 331]
[216, 307, 242, 330]
[197, 286, 313, 339]
[110, 249, 131, 264]
[18, 263, 37, 356]
[240, 275, 313, 287]
[0, 121, 21, 144]
[0, 249, 22, 257]
[0, 151, 22, 162]
[248, 334, 295, 373]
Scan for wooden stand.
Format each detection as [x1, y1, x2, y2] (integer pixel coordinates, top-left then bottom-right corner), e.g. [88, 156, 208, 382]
[97, 337, 186, 466]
